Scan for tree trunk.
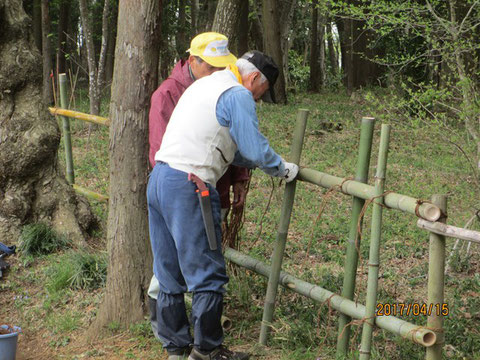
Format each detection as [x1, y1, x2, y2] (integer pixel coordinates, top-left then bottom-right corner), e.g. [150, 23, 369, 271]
[90, 0, 161, 333]
[57, 0, 69, 75]
[326, 20, 338, 76]
[0, 0, 95, 246]
[262, 0, 287, 103]
[191, 0, 199, 37]
[176, 0, 188, 57]
[212, 0, 242, 49]
[279, 0, 296, 91]
[318, 14, 326, 89]
[309, 0, 320, 92]
[32, 0, 42, 52]
[96, 0, 111, 95]
[237, 0, 248, 56]
[79, 0, 100, 115]
[40, 0, 53, 104]
[250, 4, 264, 53]
[105, 2, 118, 86]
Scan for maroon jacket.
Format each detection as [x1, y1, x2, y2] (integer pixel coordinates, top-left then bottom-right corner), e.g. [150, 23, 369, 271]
[149, 59, 249, 208]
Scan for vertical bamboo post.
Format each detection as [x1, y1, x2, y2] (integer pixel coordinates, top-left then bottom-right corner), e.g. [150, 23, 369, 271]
[337, 117, 375, 356]
[359, 124, 391, 360]
[426, 195, 447, 360]
[259, 109, 309, 345]
[59, 73, 74, 184]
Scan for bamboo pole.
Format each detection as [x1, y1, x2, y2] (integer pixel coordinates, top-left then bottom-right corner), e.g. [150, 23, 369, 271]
[417, 218, 480, 244]
[426, 195, 447, 360]
[359, 124, 391, 360]
[337, 117, 375, 355]
[58, 73, 75, 184]
[259, 109, 309, 345]
[49, 107, 110, 126]
[297, 169, 441, 221]
[224, 247, 436, 347]
[72, 184, 109, 202]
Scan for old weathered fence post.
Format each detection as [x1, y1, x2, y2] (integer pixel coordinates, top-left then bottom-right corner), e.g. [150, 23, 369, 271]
[337, 117, 375, 356]
[426, 194, 447, 360]
[259, 109, 309, 345]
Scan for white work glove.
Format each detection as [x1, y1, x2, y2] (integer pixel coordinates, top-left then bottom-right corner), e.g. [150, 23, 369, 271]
[281, 161, 299, 183]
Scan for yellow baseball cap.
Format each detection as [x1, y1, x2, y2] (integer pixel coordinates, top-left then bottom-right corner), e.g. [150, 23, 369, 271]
[187, 32, 237, 68]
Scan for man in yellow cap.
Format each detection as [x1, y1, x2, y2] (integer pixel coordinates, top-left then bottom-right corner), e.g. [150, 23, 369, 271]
[147, 33, 249, 360]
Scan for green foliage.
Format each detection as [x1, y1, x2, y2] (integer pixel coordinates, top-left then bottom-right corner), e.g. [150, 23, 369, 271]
[45, 250, 107, 292]
[287, 50, 310, 92]
[19, 223, 70, 257]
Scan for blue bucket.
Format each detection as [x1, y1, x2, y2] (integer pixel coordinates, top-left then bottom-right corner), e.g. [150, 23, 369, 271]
[0, 325, 21, 360]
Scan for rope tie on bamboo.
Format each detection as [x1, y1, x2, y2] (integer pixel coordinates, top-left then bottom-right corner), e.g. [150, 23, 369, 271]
[415, 199, 448, 220]
[406, 326, 444, 344]
[338, 315, 376, 344]
[305, 177, 354, 256]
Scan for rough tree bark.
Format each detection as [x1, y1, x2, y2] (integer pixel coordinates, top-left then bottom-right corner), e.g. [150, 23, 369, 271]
[0, 0, 95, 246]
[32, 0, 42, 52]
[263, 0, 287, 103]
[212, 0, 242, 50]
[40, 0, 53, 104]
[90, 0, 161, 333]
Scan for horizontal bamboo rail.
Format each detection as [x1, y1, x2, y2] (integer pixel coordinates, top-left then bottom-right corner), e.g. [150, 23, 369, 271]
[73, 184, 109, 202]
[224, 247, 436, 348]
[49, 107, 110, 126]
[417, 219, 480, 244]
[297, 168, 441, 221]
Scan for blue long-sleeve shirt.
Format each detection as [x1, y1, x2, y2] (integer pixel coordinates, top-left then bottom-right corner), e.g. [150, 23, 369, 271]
[215, 77, 285, 177]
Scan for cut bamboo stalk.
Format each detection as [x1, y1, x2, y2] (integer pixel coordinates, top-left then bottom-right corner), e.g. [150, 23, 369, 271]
[417, 218, 480, 244]
[259, 109, 309, 345]
[359, 124, 391, 360]
[73, 184, 109, 202]
[426, 195, 447, 360]
[49, 107, 110, 126]
[337, 117, 375, 356]
[224, 247, 436, 347]
[297, 168, 441, 221]
[58, 74, 75, 184]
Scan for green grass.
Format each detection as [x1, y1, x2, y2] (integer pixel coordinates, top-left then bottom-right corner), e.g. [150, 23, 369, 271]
[19, 222, 70, 258]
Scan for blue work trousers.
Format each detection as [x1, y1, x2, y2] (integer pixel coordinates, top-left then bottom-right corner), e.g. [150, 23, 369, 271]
[147, 162, 228, 352]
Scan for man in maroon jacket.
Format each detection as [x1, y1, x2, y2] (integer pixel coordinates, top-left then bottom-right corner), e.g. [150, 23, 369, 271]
[147, 33, 249, 358]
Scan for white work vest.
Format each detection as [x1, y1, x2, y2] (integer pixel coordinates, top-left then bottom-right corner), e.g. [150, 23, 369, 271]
[155, 70, 242, 185]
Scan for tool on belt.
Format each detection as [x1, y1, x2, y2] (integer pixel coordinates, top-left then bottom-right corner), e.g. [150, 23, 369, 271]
[188, 173, 217, 251]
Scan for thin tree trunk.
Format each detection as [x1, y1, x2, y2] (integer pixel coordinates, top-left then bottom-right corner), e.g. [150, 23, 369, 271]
[40, 0, 53, 104]
[237, 0, 248, 56]
[309, 0, 320, 92]
[176, 0, 188, 57]
[250, 5, 264, 52]
[263, 0, 287, 103]
[33, 0, 42, 52]
[279, 0, 296, 91]
[191, 0, 199, 37]
[96, 0, 111, 94]
[326, 20, 338, 76]
[318, 14, 326, 88]
[90, 0, 162, 334]
[57, 0, 69, 74]
[79, 0, 99, 115]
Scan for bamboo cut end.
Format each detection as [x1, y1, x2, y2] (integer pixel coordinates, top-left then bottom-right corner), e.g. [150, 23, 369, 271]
[422, 204, 442, 222]
[420, 331, 436, 347]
